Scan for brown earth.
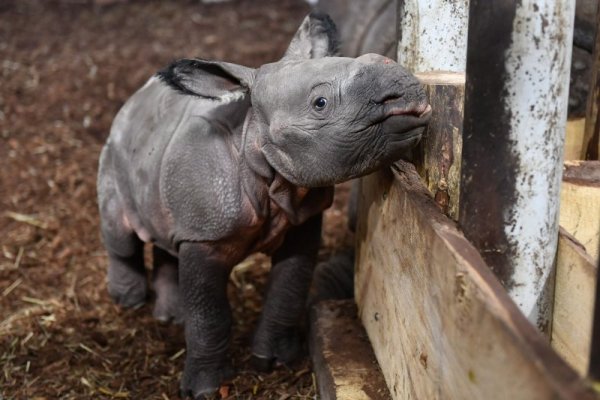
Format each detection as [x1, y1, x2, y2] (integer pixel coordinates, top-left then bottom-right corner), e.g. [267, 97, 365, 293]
[0, 1, 352, 398]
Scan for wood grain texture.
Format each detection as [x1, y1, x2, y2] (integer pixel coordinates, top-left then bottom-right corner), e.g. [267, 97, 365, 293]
[565, 118, 587, 160]
[310, 300, 391, 400]
[354, 161, 596, 400]
[413, 72, 465, 220]
[560, 161, 600, 263]
[552, 229, 597, 376]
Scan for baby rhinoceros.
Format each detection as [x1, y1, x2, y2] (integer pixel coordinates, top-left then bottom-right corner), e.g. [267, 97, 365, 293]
[97, 12, 430, 399]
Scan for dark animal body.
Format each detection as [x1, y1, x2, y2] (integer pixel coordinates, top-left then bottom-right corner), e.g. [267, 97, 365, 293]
[313, 0, 597, 117]
[97, 13, 430, 398]
[315, 0, 396, 58]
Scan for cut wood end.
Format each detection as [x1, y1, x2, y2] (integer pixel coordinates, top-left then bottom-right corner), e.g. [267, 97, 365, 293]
[563, 160, 600, 186]
[415, 71, 466, 85]
[558, 227, 596, 266]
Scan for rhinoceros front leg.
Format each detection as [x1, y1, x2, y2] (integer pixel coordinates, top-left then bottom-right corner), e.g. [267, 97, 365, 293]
[178, 242, 234, 399]
[251, 213, 322, 371]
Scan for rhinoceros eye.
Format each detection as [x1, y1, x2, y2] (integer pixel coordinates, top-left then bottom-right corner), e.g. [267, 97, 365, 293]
[313, 97, 328, 111]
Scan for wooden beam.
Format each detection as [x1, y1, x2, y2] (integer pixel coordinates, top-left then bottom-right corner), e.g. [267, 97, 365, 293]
[413, 72, 465, 220]
[552, 228, 597, 376]
[354, 161, 596, 400]
[559, 160, 600, 263]
[310, 300, 392, 400]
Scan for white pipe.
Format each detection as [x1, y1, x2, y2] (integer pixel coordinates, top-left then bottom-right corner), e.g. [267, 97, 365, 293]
[397, 0, 470, 73]
[502, 0, 575, 329]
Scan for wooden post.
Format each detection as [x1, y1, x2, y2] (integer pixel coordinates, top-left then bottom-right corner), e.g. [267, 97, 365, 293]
[582, 3, 600, 160]
[396, 0, 469, 219]
[459, 0, 575, 334]
[413, 72, 465, 220]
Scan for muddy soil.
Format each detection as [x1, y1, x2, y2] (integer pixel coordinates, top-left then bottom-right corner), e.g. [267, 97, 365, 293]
[0, 1, 351, 398]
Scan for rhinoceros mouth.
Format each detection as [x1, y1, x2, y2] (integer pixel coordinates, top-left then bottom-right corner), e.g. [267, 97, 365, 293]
[384, 102, 431, 119]
[370, 97, 431, 126]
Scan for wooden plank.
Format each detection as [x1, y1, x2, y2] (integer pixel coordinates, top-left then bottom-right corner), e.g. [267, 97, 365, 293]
[354, 161, 596, 400]
[559, 160, 600, 263]
[552, 229, 597, 376]
[565, 118, 587, 160]
[413, 72, 464, 220]
[310, 300, 391, 400]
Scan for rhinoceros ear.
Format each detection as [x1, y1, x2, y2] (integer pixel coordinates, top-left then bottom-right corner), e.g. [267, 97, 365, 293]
[283, 12, 339, 60]
[157, 59, 255, 101]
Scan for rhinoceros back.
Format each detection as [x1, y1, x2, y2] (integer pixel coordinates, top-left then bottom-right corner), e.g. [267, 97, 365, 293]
[104, 76, 250, 252]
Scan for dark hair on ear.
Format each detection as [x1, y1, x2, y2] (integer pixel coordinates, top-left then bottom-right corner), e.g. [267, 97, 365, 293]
[157, 58, 244, 99]
[156, 60, 193, 95]
[309, 11, 340, 57]
[156, 59, 197, 97]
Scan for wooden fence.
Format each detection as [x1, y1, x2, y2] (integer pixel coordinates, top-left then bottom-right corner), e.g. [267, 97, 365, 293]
[354, 0, 600, 398]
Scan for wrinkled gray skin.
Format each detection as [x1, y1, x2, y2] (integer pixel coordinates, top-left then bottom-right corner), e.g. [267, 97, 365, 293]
[97, 13, 430, 398]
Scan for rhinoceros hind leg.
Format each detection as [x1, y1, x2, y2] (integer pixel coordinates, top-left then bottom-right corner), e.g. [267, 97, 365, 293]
[105, 241, 147, 309]
[98, 169, 148, 309]
[102, 219, 147, 308]
[152, 246, 182, 323]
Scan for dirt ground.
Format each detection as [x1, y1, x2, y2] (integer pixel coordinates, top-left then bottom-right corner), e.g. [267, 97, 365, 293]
[0, 1, 352, 398]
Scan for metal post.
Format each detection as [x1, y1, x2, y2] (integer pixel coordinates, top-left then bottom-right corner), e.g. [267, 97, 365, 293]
[460, 0, 575, 334]
[397, 0, 470, 73]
